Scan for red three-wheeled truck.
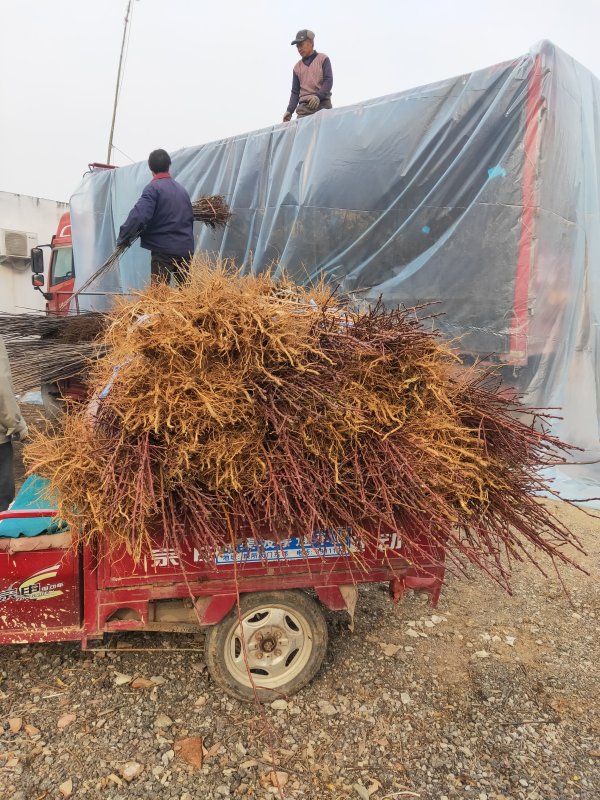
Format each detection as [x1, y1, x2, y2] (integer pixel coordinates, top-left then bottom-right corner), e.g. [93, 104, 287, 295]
[0, 480, 443, 701]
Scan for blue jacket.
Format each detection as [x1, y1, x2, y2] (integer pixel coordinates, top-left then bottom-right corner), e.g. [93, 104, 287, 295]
[118, 174, 194, 256]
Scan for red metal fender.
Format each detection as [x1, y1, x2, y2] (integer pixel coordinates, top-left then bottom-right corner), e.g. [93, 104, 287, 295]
[393, 565, 445, 607]
[315, 584, 359, 630]
[194, 594, 237, 625]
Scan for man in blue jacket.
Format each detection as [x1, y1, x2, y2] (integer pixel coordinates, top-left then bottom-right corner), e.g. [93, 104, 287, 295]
[117, 149, 194, 285]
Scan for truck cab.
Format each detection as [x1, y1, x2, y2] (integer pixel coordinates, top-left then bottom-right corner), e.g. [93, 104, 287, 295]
[30, 162, 116, 316]
[45, 212, 75, 314]
[29, 165, 116, 418]
[30, 211, 75, 314]
[30, 212, 83, 417]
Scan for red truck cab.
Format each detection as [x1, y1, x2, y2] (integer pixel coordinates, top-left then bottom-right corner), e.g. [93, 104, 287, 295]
[29, 164, 115, 418]
[44, 212, 75, 314]
[29, 213, 83, 417]
[30, 163, 116, 315]
[31, 211, 74, 314]
[29, 214, 79, 416]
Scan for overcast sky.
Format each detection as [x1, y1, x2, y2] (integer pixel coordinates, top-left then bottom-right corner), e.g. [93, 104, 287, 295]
[1, 0, 598, 202]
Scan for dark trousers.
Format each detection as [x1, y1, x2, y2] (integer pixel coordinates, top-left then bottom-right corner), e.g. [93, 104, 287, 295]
[0, 441, 15, 512]
[150, 252, 192, 286]
[296, 99, 332, 118]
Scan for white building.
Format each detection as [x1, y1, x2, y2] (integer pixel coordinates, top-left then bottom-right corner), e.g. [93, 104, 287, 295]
[0, 191, 68, 313]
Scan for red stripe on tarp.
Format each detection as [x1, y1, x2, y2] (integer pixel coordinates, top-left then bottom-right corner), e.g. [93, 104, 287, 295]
[510, 54, 543, 363]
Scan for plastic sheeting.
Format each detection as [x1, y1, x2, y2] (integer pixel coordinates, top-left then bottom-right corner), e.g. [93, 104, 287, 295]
[70, 40, 600, 500]
[0, 476, 61, 538]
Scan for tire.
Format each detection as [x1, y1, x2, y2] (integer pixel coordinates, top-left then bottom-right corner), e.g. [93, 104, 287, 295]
[205, 590, 328, 702]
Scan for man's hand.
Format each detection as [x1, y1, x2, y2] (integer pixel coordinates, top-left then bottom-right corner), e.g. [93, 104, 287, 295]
[282, 111, 292, 122]
[306, 95, 320, 111]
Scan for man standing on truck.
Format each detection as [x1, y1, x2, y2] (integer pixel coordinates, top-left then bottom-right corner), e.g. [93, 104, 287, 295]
[0, 336, 28, 511]
[117, 149, 194, 285]
[283, 30, 333, 122]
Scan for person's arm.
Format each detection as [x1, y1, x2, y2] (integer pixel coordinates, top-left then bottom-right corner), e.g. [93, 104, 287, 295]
[117, 184, 158, 245]
[317, 57, 333, 100]
[0, 339, 27, 440]
[287, 70, 300, 114]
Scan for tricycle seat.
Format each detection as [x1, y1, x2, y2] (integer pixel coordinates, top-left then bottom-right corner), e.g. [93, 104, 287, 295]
[0, 530, 72, 553]
[0, 475, 67, 542]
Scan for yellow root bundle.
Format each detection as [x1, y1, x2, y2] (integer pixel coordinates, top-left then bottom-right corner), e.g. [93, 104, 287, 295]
[24, 258, 581, 585]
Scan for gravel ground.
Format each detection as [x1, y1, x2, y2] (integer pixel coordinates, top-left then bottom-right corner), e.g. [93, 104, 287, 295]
[1, 411, 599, 800]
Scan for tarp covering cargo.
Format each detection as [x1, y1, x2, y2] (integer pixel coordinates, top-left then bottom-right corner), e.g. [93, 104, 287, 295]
[70, 40, 600, 500]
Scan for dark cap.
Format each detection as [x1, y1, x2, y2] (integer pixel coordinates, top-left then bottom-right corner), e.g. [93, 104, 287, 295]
[291, 29, 315, 46]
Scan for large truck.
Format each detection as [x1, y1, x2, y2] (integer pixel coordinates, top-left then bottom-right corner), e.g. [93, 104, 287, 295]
[28, 42, 599, 455]
[62, 45, 567, 366]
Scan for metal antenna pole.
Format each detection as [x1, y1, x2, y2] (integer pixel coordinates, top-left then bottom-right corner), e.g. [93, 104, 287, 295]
[106, 0, 133, 165]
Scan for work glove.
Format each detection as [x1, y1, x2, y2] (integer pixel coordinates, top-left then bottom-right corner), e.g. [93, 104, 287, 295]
[306, 95, 320, 111]
[282, 111, 292, 122]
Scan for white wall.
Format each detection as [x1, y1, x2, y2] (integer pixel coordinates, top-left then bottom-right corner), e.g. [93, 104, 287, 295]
[0, 191, 68, 313]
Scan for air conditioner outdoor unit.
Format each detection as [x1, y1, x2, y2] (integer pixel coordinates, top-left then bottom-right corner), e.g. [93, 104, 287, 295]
[0, 228, 38, 262]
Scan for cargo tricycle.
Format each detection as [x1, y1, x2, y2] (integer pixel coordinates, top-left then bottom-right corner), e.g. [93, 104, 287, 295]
[0, 477, 444, 701]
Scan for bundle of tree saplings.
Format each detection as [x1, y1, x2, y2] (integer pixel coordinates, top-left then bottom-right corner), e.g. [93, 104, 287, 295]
[24, 259, 583, 587]
[1, 311, 108, 393]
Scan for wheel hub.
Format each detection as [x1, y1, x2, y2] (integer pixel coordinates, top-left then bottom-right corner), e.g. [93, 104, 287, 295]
[252, 625, 283, 659]
[260, 634, 277, 653]
[225, 605, 313, 687]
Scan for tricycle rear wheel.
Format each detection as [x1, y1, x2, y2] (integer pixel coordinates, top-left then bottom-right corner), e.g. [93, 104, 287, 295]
[204, 590, 328, 702]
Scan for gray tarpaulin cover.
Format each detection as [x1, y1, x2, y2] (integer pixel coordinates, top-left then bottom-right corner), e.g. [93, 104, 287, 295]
[71, 40, 600, 500]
